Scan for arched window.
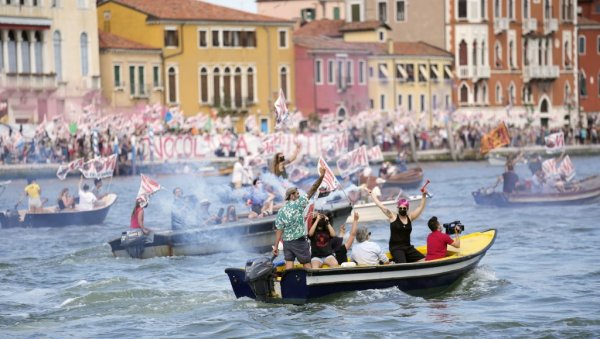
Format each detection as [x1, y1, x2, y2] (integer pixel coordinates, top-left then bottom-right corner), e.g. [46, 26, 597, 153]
[482, 82, 488, 104]
[509, 40, 514, 68]
[34, 31, 43, 73]
[168, 66, 177, 103]
[213, 67, 221, 106]
[481, 41, 486, 65]
[523, 0, 530, 19]
[223, 67, 231, 108]
[524, 40, 529, 66]
[200, 67, 208, 103]
[474, 84, 479, 104]
[564, 82, 570, 102]
[579, 70, 587, 97]
[80, 32, 89, 76]
[508, 82, 516, 105]
[495, 82, 503, 103]
[0, 31, 4, 72]
[21, 31, 31, 73]
[280, 66, 288, 98]
[472, 40, 478, 66]
[494, 0, 501, 18]
[247, 67, 254, 103]
[460, 83, 469, 103]
[564, 41, 571, 67]
[234, 67, 242, 108]
[494, 42, 502, 68]
[53, 31, 62, 81]
[459, 40, 468, 66]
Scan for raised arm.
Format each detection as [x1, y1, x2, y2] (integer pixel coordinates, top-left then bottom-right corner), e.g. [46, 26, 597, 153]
[285, 139, 302, 165]
[306, 167, 326, 200]
[369, 189, 395, 222]
[409, 191, 428, 221]
[344, 212, 359, 250]
[308, 214, 321, 237]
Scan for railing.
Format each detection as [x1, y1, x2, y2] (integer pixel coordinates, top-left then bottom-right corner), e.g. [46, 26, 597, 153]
[473, 66, 490, 80]
[544, 18, 558, 35]
[458, 65, 470, 79]
[523, 65, 559, 81]
[522, 18, 537, 34]
[494, 18, 509, 34]
[0, 73, 57, 90]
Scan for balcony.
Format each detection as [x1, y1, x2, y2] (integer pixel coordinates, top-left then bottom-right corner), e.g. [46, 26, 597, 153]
[0, 73, 57, 91]
[543, 18, 558, 35]
[494, 18, 509, 35]
[523, 65, 559, 81]
[458, 65, 470, 79]
[522, 18, 537, 34]
[473, 66, 491, 80]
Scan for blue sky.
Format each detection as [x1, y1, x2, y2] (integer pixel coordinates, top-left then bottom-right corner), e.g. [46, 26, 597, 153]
[202, 0, 257, 13]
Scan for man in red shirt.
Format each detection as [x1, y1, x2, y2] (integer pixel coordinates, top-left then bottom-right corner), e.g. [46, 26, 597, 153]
[425, 216, 461, 261]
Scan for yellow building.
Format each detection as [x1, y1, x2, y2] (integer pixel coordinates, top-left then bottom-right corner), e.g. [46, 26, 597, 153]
[368, 41, 454, 128]
[97, 0, 295, 132]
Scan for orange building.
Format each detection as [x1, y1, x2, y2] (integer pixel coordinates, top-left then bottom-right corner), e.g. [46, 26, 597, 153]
[577, 0, 600, 125]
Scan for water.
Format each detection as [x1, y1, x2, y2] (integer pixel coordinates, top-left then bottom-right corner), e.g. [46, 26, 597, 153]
[1, 157, 599, 338]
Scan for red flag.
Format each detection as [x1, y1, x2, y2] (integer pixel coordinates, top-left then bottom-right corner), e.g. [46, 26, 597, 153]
[317, 157, 340, 192]
[480, 122, 511, 154]
[137, 174, 162, 198]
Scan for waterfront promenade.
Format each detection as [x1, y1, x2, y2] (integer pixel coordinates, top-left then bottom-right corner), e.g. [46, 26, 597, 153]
[1, 145, 599, 180]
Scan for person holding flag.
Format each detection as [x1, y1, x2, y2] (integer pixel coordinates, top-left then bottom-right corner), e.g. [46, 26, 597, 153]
[130, 195, 152, 235]
[272, 167, 326, 269]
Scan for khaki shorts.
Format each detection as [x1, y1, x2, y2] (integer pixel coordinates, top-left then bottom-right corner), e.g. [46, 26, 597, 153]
[283, 237, 311, 264]
[28, 197, 42, 209]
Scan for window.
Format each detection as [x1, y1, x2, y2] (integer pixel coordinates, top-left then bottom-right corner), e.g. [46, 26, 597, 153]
[351, 4, 361, 22]
[337, 60, 344, 88]
[508, 82, 515, 105]
[378, 1, 387, 22]
[407, 95, 413, 111]
[346, 60, 353, 85]
[460, 84, 469, 103]
[223, 67, 232, 107]
[509, 40, 515, 68]
[459, 40, 468, 66]
[418, 64, 427, 82]
[430, 65, 439, 82]
[129, 65, 135, 95]
[278, 29, 288, 48]
[247, 67, 254, 102]
[523, 0, 529, 19]
[168, 67, 177, 103]
[333, 7, 340, 20]
[396, 64, 407, 81]
[405, 64, 414, 82]
[458, 0, 468, 19]
[328, 60, 334, 84]
[495, 83, 503, 103]
[165, 29, 179, 48]
[53, 31, 62, 81]
[359, 61, 366, 84]
[380, 94, 386, 110]
[494, 0, 501, 18]
[398, 94, 402, 107]
[138, 66, 145, 96]
[396, 0, 405, 21]
[301, 8, 315, 21]
[420, 95, 425, 112]
[213, 67, 220, 106]
[379, 31, 385, 41]
[212, 30, 220, 47]
[579, 36, 586, 55]
[113, 64, 121, 87]
[280, 66, 289, 98]
[34, 31, 42, 73]
[378, 63, 389, 80]
[199, 30, 208, 48]
[495, 41, 503, 68]
[481, 0, 486, 19]
[432, 94, 437, 110]
[153, 66, 160, 87]
[21, 31, 30, 73]
[508, 0, 514, 19]
[80, 32, 88, 76]
[234, 67, 242, 107]
[579, 71, 587, 96]
[199, 67, 208, 103]
[315, 59, 323, 84]
[598, 36, 600, 54]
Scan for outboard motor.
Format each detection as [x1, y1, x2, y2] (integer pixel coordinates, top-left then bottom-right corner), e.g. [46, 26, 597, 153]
[245, 257, 275, 302]
[120, 230, 148, 259]
[0, 209, 20, 228]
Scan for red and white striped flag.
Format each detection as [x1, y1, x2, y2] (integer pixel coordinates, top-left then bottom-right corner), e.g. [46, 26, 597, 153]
[558, 155, 576, 181]
[274, 88, 289, 128]
[544, 132, 564, 154]
[367, 145, 384, 163]
[542, 158, 558, 178]
[317, 157, 340, 193]
[56, 158, 84, 180]
[137, 174, 163, 198]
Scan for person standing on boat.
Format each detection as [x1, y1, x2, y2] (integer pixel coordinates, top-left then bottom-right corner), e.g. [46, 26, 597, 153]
[231, 156, 252, 189]
[17, 177, 43, 213]
[493, 164, 520, 193]
[425, 216, 460, 261]
[272, 167, 325, 269]
[370, 188, 428, 263]
[78, 176, 97, 211]
[131, 195, 152, 235]
[271, 139, 301, 179]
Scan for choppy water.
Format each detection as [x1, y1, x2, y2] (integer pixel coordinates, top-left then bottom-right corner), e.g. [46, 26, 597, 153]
[1, 157, 599, 338]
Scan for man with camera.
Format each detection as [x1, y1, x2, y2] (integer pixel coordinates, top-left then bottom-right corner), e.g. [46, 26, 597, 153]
[425, 216, 461, 261]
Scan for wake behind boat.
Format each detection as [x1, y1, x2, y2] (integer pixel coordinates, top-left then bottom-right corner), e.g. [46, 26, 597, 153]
[225, 229, 497, 304]
[0, 193, 118, 228]
[108, 200, 353, 259]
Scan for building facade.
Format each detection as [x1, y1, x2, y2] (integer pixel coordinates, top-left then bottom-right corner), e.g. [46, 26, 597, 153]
[98, 30, 163, 112]
[0, 0, 100, 123]
[368, 41, 454, 128]
[98, 0, 295, 132]
[257, 0, 346, 24]
[577, 0, 600, 123]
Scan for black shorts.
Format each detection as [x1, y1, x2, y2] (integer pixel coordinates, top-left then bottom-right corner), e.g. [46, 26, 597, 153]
[390, 246, 424, 263]
[283, 237, 311, 264]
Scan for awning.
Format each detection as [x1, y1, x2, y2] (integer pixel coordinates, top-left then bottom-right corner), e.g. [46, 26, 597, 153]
[419, 65, 429, 81]
[431, 64, 441, 79]
[0, 16, 52, 30]
[396, 64, 408, 79]
[444, 65, 454, 79]
[378, 64, 389, 78]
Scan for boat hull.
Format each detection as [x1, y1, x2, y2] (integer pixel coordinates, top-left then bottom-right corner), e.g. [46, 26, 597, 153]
[109, 201, 353, 259]
[225, 229, 497, 304]
[472, 175, 600, 206]
[0, 194, 118, 228]
[381, 167, 424, 189]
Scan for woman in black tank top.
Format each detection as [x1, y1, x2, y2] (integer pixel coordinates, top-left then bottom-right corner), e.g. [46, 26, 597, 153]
[370, 189, 429, 263]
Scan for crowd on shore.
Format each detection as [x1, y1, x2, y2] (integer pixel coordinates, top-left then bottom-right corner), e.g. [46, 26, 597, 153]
[1, 112, 599, 170]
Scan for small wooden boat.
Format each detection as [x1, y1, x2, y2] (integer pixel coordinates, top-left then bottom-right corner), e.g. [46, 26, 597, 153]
[0, 193, 118, 228]
[346, 194, 426, 223]
[108, 201, 353, 259]
[381, 167, 424, 189]
[472, 175, 600, 206]
[225, 229, 497, 304]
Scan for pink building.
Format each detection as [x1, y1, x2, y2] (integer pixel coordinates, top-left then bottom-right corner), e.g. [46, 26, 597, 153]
[578, 0, 600, 123]
[294, 19, 381, 119]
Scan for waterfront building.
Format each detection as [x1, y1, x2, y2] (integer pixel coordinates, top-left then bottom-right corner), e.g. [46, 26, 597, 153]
[446, 0, 577, 128]
[577, 0, 600, 124]
[0, 0, 100, 123]
[257, 0, 346, 25]
[97, 0, 294, 133]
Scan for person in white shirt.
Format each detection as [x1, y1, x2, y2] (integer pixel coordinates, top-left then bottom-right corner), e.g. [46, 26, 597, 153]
[350, 226, 390, 265]
[231, 156, 251, 189]
[78, 176, 97, 210]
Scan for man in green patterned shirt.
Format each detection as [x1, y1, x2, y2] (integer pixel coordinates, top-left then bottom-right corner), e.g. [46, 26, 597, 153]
[273, 167, 325, 269]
